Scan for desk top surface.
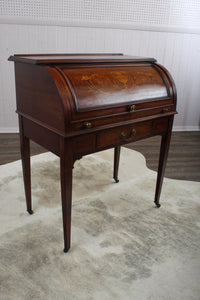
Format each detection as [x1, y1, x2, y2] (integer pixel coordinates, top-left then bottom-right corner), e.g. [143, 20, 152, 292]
[8, 53, 156, 65]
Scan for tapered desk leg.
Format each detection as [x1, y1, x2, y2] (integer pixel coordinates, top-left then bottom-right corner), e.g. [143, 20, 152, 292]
[113, 146, 121, 183]
[19, 116, 33, 215]
[154, 116, 174, 207]
[60, 138, 73, 253]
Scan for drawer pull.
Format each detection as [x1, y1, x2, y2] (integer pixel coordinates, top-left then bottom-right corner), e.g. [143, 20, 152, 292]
[120, 129, 136, 142]
[162, 108, 169, 113]
[83, 122, 92, 129]
[128, 104, 136, 112]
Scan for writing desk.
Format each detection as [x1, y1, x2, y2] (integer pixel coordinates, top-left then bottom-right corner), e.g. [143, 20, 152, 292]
[9, 54, 177, 252]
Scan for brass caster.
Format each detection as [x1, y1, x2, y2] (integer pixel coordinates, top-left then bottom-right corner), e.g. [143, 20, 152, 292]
[63, 247, 70, 253]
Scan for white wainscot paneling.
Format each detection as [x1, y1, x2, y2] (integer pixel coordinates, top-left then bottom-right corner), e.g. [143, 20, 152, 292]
[0, 24, 200, 132]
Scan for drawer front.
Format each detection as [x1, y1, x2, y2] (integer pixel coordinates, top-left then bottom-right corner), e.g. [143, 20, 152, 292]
[72, 133, 96, 155]
[69, 103, 174, 133]
[96, 121, 152, 149]
[96, 117, 169, 149]
[152, 117, 169, 134]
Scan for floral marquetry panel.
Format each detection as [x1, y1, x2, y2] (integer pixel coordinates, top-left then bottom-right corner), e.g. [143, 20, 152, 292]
[62, 66, 168, 111]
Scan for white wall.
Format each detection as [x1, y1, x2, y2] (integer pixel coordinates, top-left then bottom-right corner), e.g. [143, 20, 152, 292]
[0, 1, 200, 132]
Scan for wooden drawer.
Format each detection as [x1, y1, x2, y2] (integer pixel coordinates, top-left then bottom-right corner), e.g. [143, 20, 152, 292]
[72, 133, 96, 155]
[96, 117, 169, 149]
[96, 120, 152, 149]
[152, 117, 169, 134]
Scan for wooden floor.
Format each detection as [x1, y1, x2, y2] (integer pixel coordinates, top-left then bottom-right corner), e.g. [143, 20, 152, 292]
[0, 132, 199, 182]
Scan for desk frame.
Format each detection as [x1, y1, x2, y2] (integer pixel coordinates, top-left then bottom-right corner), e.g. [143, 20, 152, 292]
[19, 113, 174, 252]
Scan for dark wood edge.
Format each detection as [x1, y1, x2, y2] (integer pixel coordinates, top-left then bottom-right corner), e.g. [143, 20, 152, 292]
[54, 66, 78, 114]
[16, 111, 66, 137]
[44, 66, 72, 132]
[152, 64, 171, 97]
[16, 110, 177, 138]
[70, 102, 174, 124]
[74, 97, 172, 114]
[67, 111, 177, 137]
[8, 54, 156, 65]
[9, 53, 124, 58]
[153, 62, 177, 107]
[58, 62, 153, 69]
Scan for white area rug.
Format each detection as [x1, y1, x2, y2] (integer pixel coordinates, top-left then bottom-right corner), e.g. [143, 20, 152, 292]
[0, 147, 200, 300]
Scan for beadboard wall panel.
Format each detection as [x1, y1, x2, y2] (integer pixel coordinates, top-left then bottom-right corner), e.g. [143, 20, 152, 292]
[0, 24, 200, 132]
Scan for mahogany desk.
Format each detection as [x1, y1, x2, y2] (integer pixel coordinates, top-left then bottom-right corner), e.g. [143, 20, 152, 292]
[9, 54, 177, 252]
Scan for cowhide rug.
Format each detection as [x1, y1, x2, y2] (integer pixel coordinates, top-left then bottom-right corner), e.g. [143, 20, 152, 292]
[0, 147, 200, 300]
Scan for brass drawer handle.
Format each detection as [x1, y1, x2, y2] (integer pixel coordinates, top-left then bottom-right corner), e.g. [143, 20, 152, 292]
[128, 104, 136, 112]
[120, 129, 136, 142]
[83, 122, 92, 129]
[162, 108, 169, 113]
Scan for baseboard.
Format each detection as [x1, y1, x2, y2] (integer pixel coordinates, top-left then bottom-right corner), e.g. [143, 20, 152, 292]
[0, 127, 19, 133]
[173, 126, 200, 132]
